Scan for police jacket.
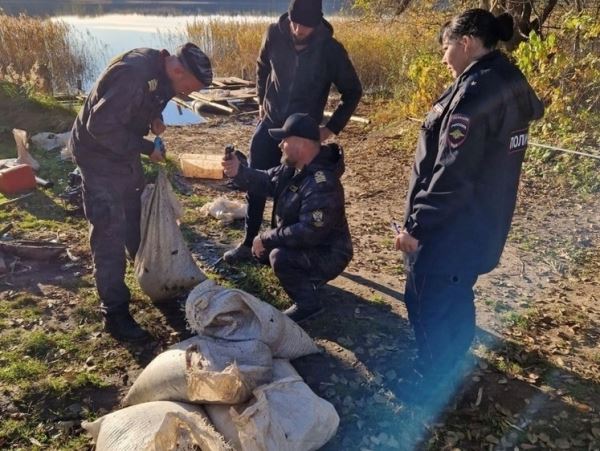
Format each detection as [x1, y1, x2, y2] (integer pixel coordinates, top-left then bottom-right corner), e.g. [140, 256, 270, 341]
[257, 13, 362, 134]
[69, 48, 174, 168]
[404, 50, 544, 275]
[233, 143, 353, 257]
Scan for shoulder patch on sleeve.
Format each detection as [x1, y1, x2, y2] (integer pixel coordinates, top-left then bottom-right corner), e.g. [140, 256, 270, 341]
[314, 171, 327, 184]
[311, 210, 324, 227]
[447, 114, 470, 149]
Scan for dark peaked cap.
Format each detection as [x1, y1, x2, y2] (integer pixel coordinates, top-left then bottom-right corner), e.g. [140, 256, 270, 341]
[176, 42, 213, 86]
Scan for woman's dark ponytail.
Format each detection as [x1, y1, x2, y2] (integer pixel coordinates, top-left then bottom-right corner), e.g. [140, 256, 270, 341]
[494, 12, 514, 42]
[442, 9, 515, 48]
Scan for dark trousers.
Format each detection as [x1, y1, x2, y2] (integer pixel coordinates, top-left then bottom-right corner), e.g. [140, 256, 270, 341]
[269, 247, 351, 309]
[80, 161, 145, 315]
[404, 272, 478, 375]
[243, 120, 282, 246]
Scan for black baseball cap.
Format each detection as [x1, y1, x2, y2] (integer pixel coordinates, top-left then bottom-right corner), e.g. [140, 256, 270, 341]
[175, 42, 213, 86]
[268, 113, 320, 141]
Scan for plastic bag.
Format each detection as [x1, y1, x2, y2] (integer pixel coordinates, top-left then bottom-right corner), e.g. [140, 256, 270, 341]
[200, 197, 247, 224]
[30, 131, 71, 151]
[134, 170, 205, 302]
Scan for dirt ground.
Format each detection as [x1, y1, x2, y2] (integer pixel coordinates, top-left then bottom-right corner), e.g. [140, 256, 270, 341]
[158, 103, 600, 450]
[1, 101, 599, 450]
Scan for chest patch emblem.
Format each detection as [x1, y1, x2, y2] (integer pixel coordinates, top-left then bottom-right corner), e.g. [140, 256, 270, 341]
[508, 129, 528, 154]
[447, 114, 470, 149]
[148, 79, 158, 92]
[312, 210, 324, 227]
[314, 171, 327, 184]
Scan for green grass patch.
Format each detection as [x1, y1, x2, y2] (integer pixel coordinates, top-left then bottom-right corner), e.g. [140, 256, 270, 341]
[23, 331, 56, 359]
[368, 294, 388, 306]
[0, 358, 47, 383]
[222, 263, 291, 310]
[501, 310, 535, 330]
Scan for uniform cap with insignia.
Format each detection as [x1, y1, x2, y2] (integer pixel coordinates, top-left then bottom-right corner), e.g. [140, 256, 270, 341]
[268, 113, 320, 142]
[176, 42, 213, 86]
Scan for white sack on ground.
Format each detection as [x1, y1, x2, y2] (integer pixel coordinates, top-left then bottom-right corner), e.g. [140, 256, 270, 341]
[206, 360, 340, 451]
[12, 129, 40, 171]
[81, 401, 232, 451]
[134, 170, 206, 302]
[30, 131, 71, 151]
[123, 337, 272, 406]
[199, 197, 247, 224]
[185, 280, 319, 359]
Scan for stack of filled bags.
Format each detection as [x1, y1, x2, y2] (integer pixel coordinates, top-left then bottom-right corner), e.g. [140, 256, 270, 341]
[82, 279, 340, 451]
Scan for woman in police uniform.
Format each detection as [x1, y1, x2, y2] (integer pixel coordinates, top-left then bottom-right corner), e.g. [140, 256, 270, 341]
[395, 9, 544, 401]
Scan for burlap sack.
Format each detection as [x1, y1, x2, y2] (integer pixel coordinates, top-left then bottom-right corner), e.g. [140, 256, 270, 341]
[123, 337, 272, 406]
[82, 401, 232, 451]
[185, 280, 319, 359]
[206, 360, 339, 451]
[134, 170, 205, 302]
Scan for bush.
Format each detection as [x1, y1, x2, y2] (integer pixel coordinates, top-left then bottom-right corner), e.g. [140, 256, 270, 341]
[514, 14, 600, 193]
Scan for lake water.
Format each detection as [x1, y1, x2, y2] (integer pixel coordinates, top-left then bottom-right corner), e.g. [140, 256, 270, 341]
[0, 0, 349, 124]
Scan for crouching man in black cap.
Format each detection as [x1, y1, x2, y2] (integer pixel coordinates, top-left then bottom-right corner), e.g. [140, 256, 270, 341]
[69, 43, 212, 341]
[222, 0, 362, 265]
[222, 113, 353, 323]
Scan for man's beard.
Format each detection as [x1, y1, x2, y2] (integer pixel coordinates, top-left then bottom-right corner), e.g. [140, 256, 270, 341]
[292, 32, 314, 46]
[281, 154, 296, 167]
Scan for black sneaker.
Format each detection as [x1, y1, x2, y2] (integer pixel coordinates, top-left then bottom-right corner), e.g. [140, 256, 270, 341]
[223, 244, 253, 265]
[284, 304, 324, 324]
[103, 311, 150, 343]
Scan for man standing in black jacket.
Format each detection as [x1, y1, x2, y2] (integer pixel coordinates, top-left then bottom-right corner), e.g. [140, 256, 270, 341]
[223, 0, 362, 264]
[69, 43, 212, 341]
[222, 113, 353, 323]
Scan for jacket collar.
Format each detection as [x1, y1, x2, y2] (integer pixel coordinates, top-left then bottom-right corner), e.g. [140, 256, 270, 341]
[459, 49, 502, 81]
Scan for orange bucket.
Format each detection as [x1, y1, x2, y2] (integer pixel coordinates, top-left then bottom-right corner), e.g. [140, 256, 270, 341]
[0, 164, 36, 195]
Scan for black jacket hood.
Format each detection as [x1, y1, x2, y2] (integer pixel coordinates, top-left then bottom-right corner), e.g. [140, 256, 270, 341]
[306, 143, 345, 178]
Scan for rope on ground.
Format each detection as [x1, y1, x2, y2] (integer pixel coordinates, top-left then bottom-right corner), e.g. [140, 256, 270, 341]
[528, 142, 600, 161]
[406, 117, 600, 160]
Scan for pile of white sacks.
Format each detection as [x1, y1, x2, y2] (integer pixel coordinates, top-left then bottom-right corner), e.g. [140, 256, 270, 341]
[82, 279, 340, 451]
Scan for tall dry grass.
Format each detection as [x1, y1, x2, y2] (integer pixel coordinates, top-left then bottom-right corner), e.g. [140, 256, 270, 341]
[0, 13, 94, 94]
[186, 17, 269, 80]
[186, 13, 448, 116]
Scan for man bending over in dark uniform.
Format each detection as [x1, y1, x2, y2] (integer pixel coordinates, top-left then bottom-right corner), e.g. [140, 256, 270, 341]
[68, 43, 212, 341]
[222, 113, 353, 323]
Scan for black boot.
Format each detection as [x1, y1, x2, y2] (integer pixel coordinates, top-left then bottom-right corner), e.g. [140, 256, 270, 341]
[284, 303, 324, 324]
[223, 244, 254, 265]
[103, 311, 149, 342]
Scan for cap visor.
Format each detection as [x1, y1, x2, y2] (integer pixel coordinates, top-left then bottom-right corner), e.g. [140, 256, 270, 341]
[268, 128, 288, 140]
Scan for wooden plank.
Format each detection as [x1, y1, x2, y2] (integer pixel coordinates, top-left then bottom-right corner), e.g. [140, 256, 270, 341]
[224, 76, 254, 86]
[323, 110, 370, 124]
[188, 92, 235, 114]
